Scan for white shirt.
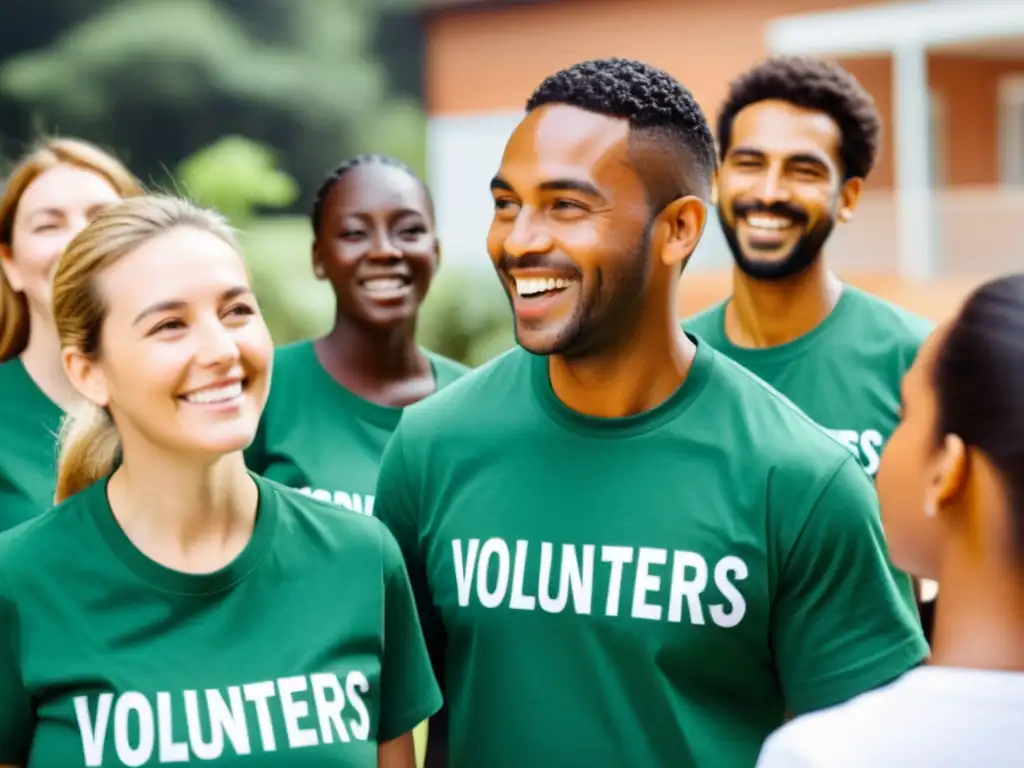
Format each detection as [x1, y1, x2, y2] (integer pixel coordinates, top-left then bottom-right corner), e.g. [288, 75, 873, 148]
[756, 666, 1024, 767]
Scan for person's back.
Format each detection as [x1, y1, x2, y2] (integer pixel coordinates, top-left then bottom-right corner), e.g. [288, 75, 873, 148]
[757, 667, 1024, 767]
[757, 274, 1024, 768]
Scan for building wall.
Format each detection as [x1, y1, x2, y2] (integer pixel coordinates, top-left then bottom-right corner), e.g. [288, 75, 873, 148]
[423, 0, 1024, 295]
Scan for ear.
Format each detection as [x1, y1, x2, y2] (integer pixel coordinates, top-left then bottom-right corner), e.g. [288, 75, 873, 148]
[311, 241, 326, 280]
[433, 237, 443, 270]
[0, 243, 25, 292]
[62, 347, 110, 409]
[836, 177, 864, 224]
[659, 196, 708, 270]
[928, 433, 967, 512]
[710, 170, 720, 209]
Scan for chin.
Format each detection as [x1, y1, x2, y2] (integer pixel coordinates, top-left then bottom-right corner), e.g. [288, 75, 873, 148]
[180, 426, 258, 459]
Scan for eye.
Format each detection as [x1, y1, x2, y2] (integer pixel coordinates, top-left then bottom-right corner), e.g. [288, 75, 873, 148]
[553, 199, 586, 210]
[149, 318, 186, 336]
[791, 164, 824, 180]
[339, 230, 366, 241]
[399, 225, 428, 238]
[226, 303, 256, 318]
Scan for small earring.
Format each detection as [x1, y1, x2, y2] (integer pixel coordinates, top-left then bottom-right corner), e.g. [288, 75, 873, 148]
[314, 264, 325, 279]
[924, 499, 938, 518]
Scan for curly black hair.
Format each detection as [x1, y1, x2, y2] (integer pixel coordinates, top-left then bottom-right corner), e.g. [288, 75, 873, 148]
[525, 58, 716, 204]
[717, 56, 881, 181]
[310, 153, 433, 236]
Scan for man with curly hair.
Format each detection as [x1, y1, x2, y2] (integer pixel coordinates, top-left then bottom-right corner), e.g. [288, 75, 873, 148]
[687, 56, 934, 633]
[375, 58, 926, 768]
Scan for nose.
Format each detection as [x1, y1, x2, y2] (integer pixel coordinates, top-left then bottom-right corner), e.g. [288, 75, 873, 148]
[502, 208, 554, 260]
[194, 316, 241, 369]
[368, 228, 403, 261]
[754, 166, 790, 204]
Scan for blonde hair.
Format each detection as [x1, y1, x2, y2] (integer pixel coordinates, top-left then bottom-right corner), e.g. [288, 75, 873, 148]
[53, 195, 240, 504]
[0, 137, 143, 362]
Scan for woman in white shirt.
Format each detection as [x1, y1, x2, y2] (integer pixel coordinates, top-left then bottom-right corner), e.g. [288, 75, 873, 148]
[757, 273, 1024, 768]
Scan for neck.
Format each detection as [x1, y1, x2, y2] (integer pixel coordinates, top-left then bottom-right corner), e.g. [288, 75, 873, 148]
[930, 543, 1024, 672]
[108, 447, 257, 569]
[319, 313, 428, 383]
[18, 311, 79, 411]
[549, 293, 694, 419]
[725, 259, 841, 348]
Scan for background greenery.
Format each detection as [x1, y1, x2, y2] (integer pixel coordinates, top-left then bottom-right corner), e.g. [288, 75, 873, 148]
[0, 0, 515, 365]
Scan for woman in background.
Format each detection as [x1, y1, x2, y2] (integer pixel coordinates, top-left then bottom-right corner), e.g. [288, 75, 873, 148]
[246, 154, 467, 515]
[0, 195, 440, 767]
[757, 273, 1024, 767]
[0, 138, 141, 530]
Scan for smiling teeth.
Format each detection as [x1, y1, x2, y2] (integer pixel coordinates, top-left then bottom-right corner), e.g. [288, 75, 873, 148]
[363, 278, 406, 292]
[184, 382, 243, 404]
[746, 215, 792, 230]
[515, 277, 573, 297]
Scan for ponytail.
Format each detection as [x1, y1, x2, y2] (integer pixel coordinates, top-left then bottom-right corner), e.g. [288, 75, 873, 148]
[54, 401, 121, 504]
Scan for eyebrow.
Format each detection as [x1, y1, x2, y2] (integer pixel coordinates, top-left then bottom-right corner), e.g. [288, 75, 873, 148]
[490, 175, 607, 201]
[132, 285, 252, 326]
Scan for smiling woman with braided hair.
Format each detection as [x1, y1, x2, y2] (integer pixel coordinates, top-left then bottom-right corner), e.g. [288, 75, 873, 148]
[246, 154, 467, 515]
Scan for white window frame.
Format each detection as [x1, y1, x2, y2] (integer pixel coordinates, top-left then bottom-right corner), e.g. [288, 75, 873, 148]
[998, 75, 1024, 186]
[928, 89, 947, 188]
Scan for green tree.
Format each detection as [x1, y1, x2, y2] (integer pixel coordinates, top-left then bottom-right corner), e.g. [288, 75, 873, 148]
[176, 136, 298, 226]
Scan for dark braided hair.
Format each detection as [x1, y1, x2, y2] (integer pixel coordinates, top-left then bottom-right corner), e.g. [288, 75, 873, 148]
[525, 58, 717, 203]
[717, 56, 881, 181]
[310, 154, 433, 236]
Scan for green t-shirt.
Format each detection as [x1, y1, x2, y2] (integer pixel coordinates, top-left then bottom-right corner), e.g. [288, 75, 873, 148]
[374, 339, 928, 768]
[246, 341, 467, 517]
[686, 286, 932, 479]
[687, 286, 931, 610]
[0, 358, 63, 532]
[0, 473, 442, 767]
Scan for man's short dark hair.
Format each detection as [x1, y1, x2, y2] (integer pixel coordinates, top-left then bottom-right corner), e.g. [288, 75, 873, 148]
[525, 58, 716, 206]
[717, 56, 881, 181]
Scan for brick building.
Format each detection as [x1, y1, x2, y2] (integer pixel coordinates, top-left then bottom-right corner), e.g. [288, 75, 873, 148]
[421, 0, 1024, 318]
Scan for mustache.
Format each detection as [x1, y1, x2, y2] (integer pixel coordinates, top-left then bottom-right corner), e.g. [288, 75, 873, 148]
[495, 252, 582, 277]
[732, 199, 808, 224]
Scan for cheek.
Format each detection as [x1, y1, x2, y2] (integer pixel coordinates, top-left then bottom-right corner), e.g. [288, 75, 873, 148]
[106, 343, 189, 415]
[10, 233, 64, 278]
[876, 431, 937, 576]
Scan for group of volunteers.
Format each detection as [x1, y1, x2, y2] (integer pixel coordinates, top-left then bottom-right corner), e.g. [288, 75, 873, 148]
[0, 52, 1020, 768]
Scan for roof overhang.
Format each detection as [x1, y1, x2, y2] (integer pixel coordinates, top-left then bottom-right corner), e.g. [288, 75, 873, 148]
[767, 0, 1024, 56]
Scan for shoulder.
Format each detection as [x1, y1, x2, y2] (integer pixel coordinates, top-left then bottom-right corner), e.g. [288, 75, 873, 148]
[844, 287, 933, 347]
[758, 677, 910, 767]
[271, 339, 316, 370]
[0, 491, 92, 589]
[706, 346, 853, 466]
[400, 346, 531, 434]
[425, 350, 471, 389]
[258, 474, 389, 550]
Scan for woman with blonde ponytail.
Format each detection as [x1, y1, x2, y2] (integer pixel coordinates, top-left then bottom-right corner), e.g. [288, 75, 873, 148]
[0, 195, 439, 768]
[0, 137, 141, 531]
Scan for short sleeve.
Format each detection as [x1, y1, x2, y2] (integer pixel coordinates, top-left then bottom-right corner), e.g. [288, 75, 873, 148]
[0, 567, 32, 762]
[772, 456, 928, 715]
[377, 522, 443, 742]
[374, 428, 446, 658]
